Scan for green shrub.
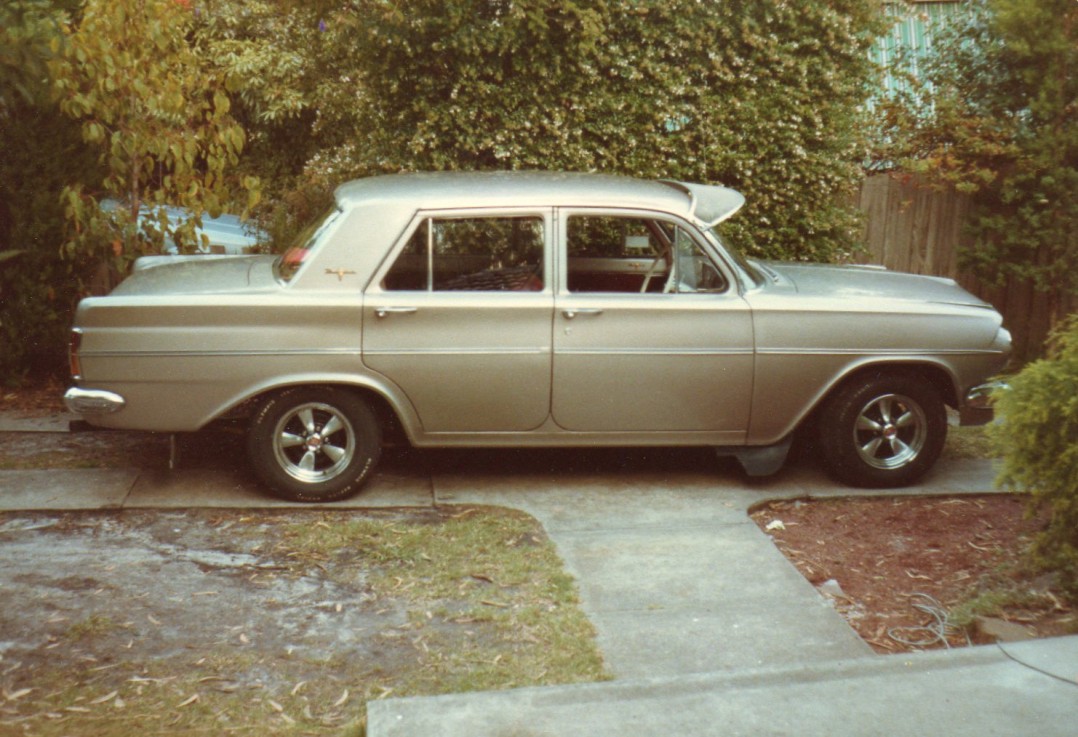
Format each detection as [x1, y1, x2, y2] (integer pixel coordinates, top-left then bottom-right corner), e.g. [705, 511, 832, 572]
[259, 0, 883, 263]
[991, 315, 1078, 597]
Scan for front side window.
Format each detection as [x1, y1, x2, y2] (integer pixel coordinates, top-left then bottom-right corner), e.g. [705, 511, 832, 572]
[383, 216, 544, 292]
[566, 214, 727, 294]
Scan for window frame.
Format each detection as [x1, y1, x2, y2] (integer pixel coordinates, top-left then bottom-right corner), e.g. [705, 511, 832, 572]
[368, 207, 554, 295]
[557, 208, 736, 297]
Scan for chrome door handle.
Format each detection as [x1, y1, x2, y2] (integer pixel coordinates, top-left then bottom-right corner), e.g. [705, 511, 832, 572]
[562, 308, 604, 319]
[374, 306, 418, 318]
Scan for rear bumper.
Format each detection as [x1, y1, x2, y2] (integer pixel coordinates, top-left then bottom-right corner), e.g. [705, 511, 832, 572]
[64, 387, 126, 415]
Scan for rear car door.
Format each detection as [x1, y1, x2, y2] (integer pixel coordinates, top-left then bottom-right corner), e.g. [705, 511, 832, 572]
[362, 209, 554, 433]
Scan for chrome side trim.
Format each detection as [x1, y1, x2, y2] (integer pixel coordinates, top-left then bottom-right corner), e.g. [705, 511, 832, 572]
[558, 348, 753, 356]
[80, 348, 363, 358]
[757, 347, 1009, 356]
[64, 387, 126, 415]
[363, 347, 551, 356]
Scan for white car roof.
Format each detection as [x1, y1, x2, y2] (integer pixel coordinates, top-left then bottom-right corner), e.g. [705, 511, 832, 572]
[335, 171, 744, 227]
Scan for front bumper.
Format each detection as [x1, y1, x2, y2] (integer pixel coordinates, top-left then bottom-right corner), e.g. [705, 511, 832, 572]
[960, 380, 1009, 426]
[64, 387, 126, 415]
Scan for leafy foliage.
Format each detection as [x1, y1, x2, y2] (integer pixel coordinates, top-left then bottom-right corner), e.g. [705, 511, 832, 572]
[873, 0, 1077, 325]
[50, 0, 260, 285]
[206, 0, 883, 261]
[0, 0, 100, 383]
[991, 316, 1078, 597]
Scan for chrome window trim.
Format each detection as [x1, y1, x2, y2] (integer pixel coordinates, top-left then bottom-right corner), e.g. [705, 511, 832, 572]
[367, 207, 555, 296]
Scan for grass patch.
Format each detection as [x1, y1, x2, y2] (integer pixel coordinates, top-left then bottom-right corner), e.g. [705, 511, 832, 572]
[943, 424, 997, 461]
[1, 507, 607, 737]
[63, 614, 120, 643]
[275, 506, 607, 695]
[2, 656, 368, 736]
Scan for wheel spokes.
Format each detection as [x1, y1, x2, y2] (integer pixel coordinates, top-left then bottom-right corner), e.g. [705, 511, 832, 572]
[857, 415, 883, 433]
[298, 408, 316, 435]
[322, 443, 346, 463]
[860, 437, 884, 457]
[298, 449, 317, 472]
[279, 431, 305, 449]
[321, 415, 344, 437]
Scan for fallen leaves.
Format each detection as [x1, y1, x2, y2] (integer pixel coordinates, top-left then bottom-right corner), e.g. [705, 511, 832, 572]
[2, 687, 32, 702]
[90, 690, 119, 705]
[177, 693, 200, 707]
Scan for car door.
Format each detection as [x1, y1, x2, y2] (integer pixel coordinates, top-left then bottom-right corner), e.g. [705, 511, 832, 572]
[362, 209, 554, 433]
[552, 210, 754, 438]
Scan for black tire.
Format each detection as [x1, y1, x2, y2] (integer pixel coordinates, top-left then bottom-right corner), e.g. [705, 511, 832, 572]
[817, 372, 947, 488]
[247, 387, 382, 503]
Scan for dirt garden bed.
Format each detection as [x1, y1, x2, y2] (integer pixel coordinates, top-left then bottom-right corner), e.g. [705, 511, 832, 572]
[751, 495, 1076, 653]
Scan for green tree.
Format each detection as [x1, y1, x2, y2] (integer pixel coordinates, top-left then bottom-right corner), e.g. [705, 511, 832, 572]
[0, 0, 101, 382]
[50, 0, 259, 286]
[205, 0, 883, 262]
[874, 0, 1077, 329]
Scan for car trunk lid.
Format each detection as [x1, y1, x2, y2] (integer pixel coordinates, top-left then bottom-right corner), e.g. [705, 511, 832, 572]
[110, 255, 279, 296]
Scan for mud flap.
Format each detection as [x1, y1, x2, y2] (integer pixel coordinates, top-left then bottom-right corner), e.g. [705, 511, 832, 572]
[716, 438, 793, 477]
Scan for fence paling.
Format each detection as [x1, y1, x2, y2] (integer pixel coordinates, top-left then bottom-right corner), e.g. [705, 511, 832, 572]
[857, 173, 1074, 362]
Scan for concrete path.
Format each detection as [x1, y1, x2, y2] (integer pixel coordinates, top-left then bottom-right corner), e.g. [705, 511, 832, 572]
[368, 637, 1078, 736]
[2, 419, 1075, 735]
[435, 465, 874, 677]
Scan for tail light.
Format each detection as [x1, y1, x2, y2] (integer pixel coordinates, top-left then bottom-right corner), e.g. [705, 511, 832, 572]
[69, 329, 83, 379]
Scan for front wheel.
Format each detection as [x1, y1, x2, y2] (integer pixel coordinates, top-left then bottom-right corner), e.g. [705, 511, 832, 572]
[817, 373, 947, 488]
[247, 388, 382, 502]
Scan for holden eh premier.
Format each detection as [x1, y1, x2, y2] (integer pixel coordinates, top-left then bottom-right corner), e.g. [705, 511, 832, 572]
[65, 172, 1010, 502]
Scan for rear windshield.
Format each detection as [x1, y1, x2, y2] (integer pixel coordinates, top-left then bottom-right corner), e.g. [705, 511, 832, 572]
[274, 206, 343, 283]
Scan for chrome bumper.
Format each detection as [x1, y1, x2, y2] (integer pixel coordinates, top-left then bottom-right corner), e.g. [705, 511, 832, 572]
[965, 380, 1009, 410]
[64, 387, 126, 415]
[960, 380, 1009, 426]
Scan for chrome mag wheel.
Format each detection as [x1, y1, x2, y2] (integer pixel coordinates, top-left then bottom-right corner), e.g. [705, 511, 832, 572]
[272, 402, 357, 484]
[853, 393, 928, 470]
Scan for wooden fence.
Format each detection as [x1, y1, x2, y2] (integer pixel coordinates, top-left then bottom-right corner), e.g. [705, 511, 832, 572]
[856, 173, 1074, 362]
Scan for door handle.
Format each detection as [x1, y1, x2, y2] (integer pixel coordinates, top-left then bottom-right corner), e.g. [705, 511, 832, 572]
[562, 308, 604, 319]
[374, 306, 418, 318]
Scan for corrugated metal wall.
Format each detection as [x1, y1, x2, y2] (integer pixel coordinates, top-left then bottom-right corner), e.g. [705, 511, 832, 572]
[870, 1, 965, 98]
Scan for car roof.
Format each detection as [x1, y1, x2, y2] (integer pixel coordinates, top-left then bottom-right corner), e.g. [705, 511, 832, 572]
[334, 171, 744, 227]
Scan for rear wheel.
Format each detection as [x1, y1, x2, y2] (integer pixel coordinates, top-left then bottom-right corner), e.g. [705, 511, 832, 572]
[818, 373, 947, 488]
[247, 388, 381, 502]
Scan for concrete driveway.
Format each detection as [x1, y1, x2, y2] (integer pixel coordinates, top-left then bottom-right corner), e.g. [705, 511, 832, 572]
[1, 418, 1075, 735]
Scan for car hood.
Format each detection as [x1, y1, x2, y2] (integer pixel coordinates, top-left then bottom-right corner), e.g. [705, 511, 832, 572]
[762, 261, 993, 308]
[111, 255, 279, 296]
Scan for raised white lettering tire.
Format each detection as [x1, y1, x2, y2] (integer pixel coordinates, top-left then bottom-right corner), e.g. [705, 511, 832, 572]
[818, 373, 947, 488]
[247, 388, 381, 502]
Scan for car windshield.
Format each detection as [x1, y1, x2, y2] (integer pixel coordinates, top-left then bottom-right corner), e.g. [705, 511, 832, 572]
[274, 206, 343, 283]
[707, 225, 764, 288]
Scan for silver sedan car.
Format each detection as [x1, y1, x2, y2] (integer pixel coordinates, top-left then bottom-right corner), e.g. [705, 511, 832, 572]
[65, 172, 1010, 501]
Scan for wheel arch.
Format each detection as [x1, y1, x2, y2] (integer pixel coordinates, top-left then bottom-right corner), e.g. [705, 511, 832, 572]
[829, 361, 959, 409]
[791, 359, 959, 442]
[210, 374, 419, 444]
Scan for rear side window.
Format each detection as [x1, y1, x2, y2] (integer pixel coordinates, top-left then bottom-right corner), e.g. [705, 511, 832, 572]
[383, 216, 544, 292]
[275, 206, 342, 283]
